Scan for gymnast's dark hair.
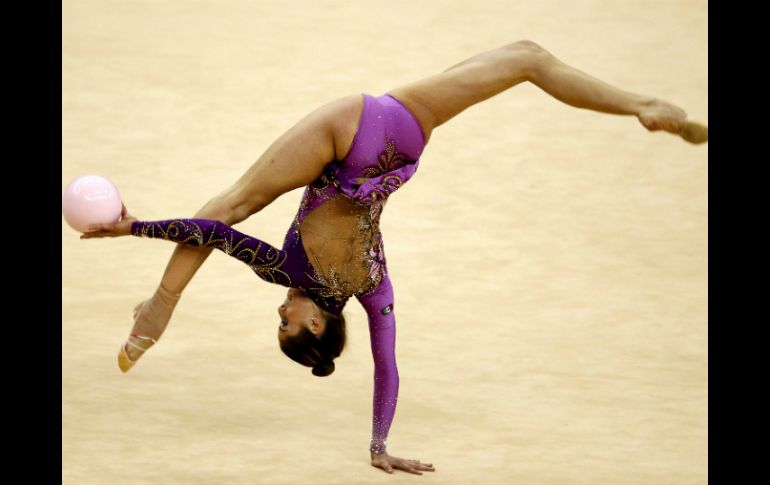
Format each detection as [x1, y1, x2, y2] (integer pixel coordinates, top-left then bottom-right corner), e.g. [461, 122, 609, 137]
[279, 307, 347, 377]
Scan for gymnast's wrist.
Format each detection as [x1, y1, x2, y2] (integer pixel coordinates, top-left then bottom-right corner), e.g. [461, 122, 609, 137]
[369, 438, 387, 455]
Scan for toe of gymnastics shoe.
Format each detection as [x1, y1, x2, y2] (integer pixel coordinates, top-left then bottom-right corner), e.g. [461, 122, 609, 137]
[118, 334, 157, 373]
[680, 120, 708, 144]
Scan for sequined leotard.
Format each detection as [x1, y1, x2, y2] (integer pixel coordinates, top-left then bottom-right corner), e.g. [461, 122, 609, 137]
[131, 93, 426, 455]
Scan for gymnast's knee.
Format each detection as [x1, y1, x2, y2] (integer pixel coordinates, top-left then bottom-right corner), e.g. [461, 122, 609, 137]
[502, 40, 546, 54]
[500, 40, 555, 76]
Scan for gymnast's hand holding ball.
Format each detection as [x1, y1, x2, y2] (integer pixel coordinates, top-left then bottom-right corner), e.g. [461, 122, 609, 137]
[79, 204, 136, 239]
[61, 174, 136, 237]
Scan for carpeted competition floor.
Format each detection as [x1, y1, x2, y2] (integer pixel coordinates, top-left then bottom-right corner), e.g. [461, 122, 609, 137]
[62, 1, 707, 483]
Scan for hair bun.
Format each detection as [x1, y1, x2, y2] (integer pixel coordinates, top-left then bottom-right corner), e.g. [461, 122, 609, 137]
[312, 361, 335, 377]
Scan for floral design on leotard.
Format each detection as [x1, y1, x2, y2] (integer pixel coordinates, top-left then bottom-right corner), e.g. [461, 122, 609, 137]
[366, 237, 386, 286]
[367, 175, 403, 202]
[363, 141, 404, 179]
[354, 141, 406, 187]
[305, 263, 354, 302]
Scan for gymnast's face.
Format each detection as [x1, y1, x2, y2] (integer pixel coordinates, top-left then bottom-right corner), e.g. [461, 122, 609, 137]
[277, 288, 325, 342]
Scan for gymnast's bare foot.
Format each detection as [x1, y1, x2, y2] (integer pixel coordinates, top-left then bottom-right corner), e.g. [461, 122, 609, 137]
[637, 99, 708, 144]
[118, 285, 180, 372]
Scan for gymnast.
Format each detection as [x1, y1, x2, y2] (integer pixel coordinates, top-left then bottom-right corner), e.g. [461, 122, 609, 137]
[80, 40, 707, 475]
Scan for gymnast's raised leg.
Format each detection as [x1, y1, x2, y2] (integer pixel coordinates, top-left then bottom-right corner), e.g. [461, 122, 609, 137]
[386, 40, 707, 145]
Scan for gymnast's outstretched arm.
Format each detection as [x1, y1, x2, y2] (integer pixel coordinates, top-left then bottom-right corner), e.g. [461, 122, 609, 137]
[129, 218, 293, 287]
[82, 213, 293, 281]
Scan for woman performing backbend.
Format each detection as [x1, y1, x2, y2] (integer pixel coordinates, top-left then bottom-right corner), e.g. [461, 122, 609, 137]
[81, 40, 707, 475]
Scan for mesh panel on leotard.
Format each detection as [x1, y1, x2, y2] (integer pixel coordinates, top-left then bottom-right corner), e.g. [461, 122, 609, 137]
[298, 193, 385, 301]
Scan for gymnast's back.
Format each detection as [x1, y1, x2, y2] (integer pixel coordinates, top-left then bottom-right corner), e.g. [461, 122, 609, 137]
[282, 93, 427, 299]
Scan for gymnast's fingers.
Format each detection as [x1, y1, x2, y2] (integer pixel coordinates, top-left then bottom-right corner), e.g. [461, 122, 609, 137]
[80, 229, 114, 239]
[407, 459, 435, 471]
[88, 223, 115, 232]
[400, 464, 422, 475]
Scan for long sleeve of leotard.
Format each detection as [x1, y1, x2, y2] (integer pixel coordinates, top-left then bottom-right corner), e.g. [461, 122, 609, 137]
[131, 219, 292, 286]
[356, 274, 399, 455]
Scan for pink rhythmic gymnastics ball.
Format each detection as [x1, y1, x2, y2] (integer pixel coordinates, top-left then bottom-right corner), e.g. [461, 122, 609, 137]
[62, 175, 123, 233]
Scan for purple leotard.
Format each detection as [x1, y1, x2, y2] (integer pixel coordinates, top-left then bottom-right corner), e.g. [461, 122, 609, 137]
[131, 93, 426, 454]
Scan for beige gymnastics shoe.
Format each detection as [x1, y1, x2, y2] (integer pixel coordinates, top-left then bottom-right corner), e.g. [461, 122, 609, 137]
[637, 100, 708, 145]
[118, 334, 157, 373]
